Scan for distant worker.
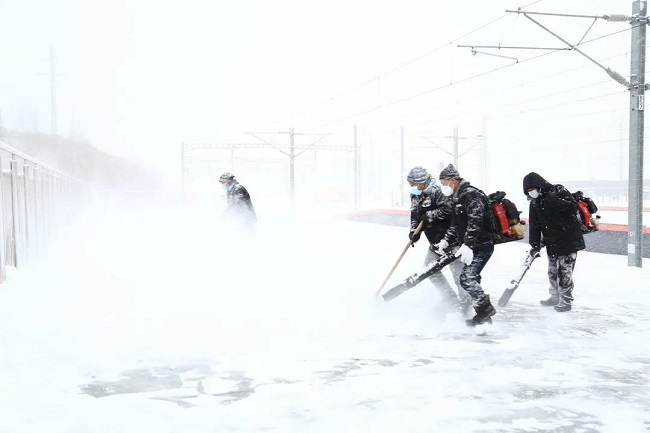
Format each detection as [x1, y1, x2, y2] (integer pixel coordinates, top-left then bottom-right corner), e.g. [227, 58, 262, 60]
[219, 172, 257, 226]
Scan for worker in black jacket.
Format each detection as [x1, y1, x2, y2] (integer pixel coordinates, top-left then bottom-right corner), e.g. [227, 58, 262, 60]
[438, 164, 496, 326]
[523, 172, 584, 312]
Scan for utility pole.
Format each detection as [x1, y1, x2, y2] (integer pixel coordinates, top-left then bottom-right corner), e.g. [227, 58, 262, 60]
[421, 125, 482, 171]
[453, 126, 459, 169]
[400, 126, 405, 207]
[462, 5, 645, 267]
[628, 0, 646, 267]
[481, 116, 488, 190]
[289, 128, 295, 206]
[49, 44, 57, 136]
[354, 125, 360, 209]
[181, 142, 186, 201]
[248, 129, 330, 210]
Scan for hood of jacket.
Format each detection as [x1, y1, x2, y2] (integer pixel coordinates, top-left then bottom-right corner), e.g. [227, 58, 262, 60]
[523, 172, 551, 195]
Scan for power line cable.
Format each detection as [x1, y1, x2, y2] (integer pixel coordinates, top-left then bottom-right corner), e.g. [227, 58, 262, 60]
[307, 22, 633, 132]
[292, 13, 512, 119]
[307, 49, 560, 131]
[406, 89, 625, 137]
[407, 79, 614, 130]
[377, 51, 628, 130]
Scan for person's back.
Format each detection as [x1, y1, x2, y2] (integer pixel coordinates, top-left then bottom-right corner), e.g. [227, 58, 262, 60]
[219, 172, 257, 226]
[448, 180, 494, 252]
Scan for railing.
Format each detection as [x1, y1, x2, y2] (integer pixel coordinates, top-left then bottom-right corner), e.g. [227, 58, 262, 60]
[0, 139, 82, 282]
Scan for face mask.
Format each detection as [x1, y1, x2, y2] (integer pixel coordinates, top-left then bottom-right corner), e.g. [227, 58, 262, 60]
[221, 183, 229, 190]
[528, 190, 539, 199]
[441, 185, 454, 196]
[410, 186, 422, 196]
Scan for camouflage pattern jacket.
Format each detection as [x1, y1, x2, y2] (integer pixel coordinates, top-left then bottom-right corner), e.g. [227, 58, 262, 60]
[410, 178, 453, 245]
[225, 181, 257, 223]
[443, 179, 494, 251]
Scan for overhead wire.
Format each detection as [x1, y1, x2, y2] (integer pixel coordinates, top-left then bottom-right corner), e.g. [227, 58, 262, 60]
[406, 89, 625, 138]
[292, 12, 512, 119]
[375, 106, 626, 141]
[305, 19, 635, 132]
[307, 49, 561, 131]
[375, 51, 629, 131]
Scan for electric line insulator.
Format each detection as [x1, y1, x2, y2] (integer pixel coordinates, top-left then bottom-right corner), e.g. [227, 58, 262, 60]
[606, 68, 631, 88]
[603, 14, 630, 22]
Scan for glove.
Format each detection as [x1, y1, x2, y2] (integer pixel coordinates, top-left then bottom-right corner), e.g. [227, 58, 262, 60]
[455, 244, 474, 265]
[529, 245, 541, 258]
[434, 239, 449, 254]
[409, 230, 421, 246]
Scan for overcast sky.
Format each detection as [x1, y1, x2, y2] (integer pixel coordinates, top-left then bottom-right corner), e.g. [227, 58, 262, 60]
[0, 0, 644, 194]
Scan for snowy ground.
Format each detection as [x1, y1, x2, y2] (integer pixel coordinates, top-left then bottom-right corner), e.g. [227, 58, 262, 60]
[0, 207, 649, 433]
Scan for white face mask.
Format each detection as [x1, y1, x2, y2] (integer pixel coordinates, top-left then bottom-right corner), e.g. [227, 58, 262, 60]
[441, 185, 454, 196]
[528, 190, 540, 199]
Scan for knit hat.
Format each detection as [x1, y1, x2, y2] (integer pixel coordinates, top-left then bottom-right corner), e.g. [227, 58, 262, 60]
[219, 172, 235, 183]
[439, 164, 460, 179]
[406, 166, 430, 184]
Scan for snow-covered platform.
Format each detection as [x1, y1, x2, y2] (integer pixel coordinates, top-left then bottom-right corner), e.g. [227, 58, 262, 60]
[0, 208, 648, 432]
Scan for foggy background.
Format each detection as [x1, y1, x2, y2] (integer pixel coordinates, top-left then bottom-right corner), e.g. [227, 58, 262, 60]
[0, 0, 647, 213]
[1, 2, 649, 431]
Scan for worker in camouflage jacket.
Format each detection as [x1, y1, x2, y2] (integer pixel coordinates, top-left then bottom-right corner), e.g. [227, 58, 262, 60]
[407, 166, 469, 313]
[219, 172, 257, 227]
[523, 172, 585, 312]
[437, 164, 496, 326]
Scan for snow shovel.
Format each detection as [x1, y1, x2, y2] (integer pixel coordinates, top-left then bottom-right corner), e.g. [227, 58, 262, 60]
[497, 247, 543, 307]
[375, 221, 424, 297]
[381, 251, 459, 302]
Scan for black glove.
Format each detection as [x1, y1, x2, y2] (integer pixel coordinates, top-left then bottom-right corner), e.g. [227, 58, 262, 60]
[530, 245, 541, 257]
[409, 230, 421, 246]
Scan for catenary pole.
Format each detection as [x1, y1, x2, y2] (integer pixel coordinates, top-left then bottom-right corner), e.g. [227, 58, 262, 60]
[628, 0, 646, 267]
[400, 127, 405, 207]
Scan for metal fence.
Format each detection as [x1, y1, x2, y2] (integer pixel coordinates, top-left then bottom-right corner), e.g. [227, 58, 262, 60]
[0, 139, 81, 282]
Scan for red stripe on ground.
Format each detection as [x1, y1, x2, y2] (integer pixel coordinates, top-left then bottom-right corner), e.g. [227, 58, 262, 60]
[341, 209, 650, 233]
[599, 206, 650, 212]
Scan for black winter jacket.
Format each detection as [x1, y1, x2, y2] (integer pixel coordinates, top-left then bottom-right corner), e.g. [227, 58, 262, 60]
[410, 178, 453, 245]
[523, 172, 584, 256]
[443, 179, 494, 251]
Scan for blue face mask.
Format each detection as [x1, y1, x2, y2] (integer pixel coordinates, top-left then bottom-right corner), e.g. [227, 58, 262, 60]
[410, 186, 422, 196]
[221, 183, 229, 190]
[528, 189, 540, 199]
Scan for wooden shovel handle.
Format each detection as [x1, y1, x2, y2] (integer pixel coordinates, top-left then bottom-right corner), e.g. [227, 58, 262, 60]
[375, 220, 424, 297]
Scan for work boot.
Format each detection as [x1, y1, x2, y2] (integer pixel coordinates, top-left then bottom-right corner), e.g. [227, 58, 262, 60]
[540, 295, 559, 307]
[554, 298, 572, 312]
[466, 296, 496, 327]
